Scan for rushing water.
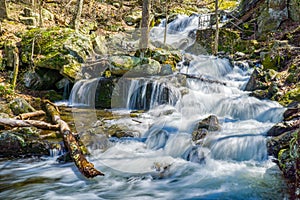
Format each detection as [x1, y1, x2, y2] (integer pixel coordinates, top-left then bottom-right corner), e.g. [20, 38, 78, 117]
[0, 15, 289, 199]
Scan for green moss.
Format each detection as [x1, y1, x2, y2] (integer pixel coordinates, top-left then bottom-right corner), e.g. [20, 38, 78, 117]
[262, 54, 278, 70]
[279, 85, 300, 106]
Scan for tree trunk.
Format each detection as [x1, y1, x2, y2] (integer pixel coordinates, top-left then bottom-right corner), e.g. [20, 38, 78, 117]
[38, 0, 44, 27]
[0, 118, 60, 130]
[44, 101, 104, 178]
[71, 0, 84, 31]
[214, 0, 219, 55]
[12, 47, 19, 91]
[14, 110, 46, 120]
[163, 0, 168, 45]
[0, 0, 8, 20]
[139, 0, 151, 51]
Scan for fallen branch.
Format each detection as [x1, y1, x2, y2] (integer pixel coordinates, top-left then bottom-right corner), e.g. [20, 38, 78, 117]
[179, 73, 227, 86]
[0, 118, 59, 130]
[14, 110, 46, 120]
[44, 100, 104, 178]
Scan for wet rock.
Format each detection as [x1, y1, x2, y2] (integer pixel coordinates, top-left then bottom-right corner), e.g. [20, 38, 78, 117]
[197, 115, 221, 131]
[0, 127, 50, 157]
[9, 98, 36, 115]
[192, 115, 221, 144]
[267, 118, 300, 137]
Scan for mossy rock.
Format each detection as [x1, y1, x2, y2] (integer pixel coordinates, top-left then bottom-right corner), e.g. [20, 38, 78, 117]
[0, 127, 51, 157]
[9, 98, 36, 115]
[21, 27, 93, 80]
[279, 84, 300, 106]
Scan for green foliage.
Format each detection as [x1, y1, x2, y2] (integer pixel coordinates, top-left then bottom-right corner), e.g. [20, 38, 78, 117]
[0, 84, 14, 98]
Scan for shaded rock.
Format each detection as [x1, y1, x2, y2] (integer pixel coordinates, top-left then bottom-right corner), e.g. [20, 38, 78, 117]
[0, 127, 50, 157]
[9, 98, 36, 115]
[23, 68, 63, 90]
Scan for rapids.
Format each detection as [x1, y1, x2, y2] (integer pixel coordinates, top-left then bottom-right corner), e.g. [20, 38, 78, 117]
[0, 14, 289, 199]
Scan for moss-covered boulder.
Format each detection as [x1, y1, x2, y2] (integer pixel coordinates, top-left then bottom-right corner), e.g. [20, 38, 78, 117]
[109, 56, 162, 76]
[21, 27, 94, 80]
[0, 127, 51, 157]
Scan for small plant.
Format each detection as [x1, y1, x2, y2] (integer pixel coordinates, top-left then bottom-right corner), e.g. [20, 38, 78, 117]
[0, 84, 14, 99]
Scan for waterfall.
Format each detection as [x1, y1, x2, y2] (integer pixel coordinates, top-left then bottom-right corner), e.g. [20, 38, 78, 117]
[69, 78, 100, 107]
[9, 14, 285, 200]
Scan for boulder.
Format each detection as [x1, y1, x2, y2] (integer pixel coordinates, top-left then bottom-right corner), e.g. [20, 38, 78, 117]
[109, 56, 162, 76]
[0, 127, 51, 157]
[257, 0, 288, 34]
[109, 56, 141, 76]
[21, 27, 94, 81]
[192, 115, 221, 144]
[9, 98, 36, 115]
[23, 68, 63, 90]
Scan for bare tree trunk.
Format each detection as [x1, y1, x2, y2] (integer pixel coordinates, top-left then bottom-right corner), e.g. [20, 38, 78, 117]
[38, 0, 44, 27]
[139, 0, 151, 52]
[0, 0, 8, 20]
[163, 0, 168, 45]
[214, 0, 219, 55]
[71, 0, 84, 31]
[0, 118, 60, 130]
[14, 110, 46, 120]
[12, 48, 19, 91]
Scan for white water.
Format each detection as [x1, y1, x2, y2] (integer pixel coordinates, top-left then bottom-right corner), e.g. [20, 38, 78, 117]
[0, 15, 289, 199]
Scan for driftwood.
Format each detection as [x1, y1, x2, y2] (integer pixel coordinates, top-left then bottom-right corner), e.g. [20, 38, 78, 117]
[44, 100, 104, 178]
[14, 110, 46, 120]
[179, 73, 227, 86]
[0, 118, 59, 130]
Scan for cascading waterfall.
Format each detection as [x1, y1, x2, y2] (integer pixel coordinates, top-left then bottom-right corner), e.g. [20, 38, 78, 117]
[0, 14, 289, 200]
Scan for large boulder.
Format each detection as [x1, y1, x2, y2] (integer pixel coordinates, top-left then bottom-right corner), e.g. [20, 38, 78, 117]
[21, 27, 94, 80]
[0, 127, 51, 157]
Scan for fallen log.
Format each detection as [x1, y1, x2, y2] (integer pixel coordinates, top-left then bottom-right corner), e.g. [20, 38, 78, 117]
[0, 118, 59, 130]
[179, 73, 227, 86]
[14, 110, 46, 120]
[44, 100, 104, 178]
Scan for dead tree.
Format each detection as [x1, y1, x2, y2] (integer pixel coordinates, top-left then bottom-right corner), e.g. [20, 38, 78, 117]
[139, 0, 151, 53]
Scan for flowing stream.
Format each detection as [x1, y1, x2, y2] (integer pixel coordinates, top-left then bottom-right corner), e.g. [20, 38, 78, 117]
[0, 15, 289, 199]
